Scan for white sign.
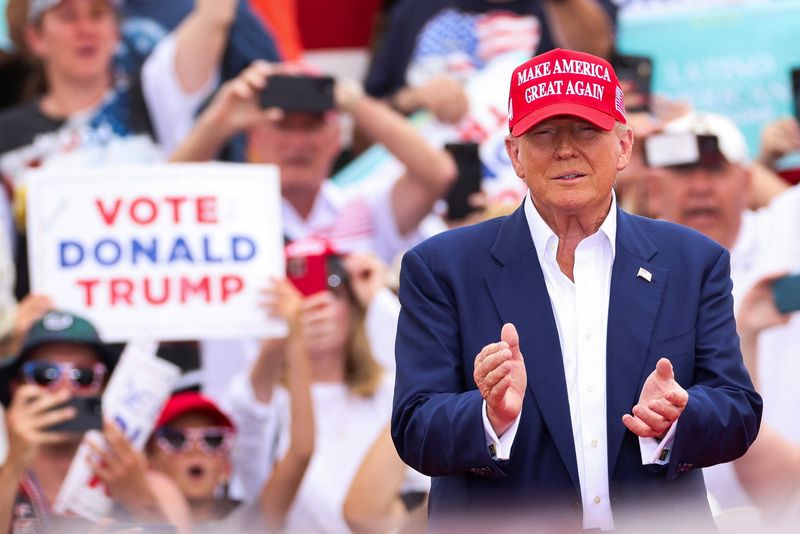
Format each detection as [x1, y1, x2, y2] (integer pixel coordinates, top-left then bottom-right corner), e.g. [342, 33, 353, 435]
[54, 342, 181, 522]
[26, 163, 287, 342]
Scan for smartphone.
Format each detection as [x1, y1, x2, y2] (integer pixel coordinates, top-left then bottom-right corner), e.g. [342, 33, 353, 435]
[791, 67, 800, 122]
[773, 274, 800, 314]
[611, 53, 653, 113]
[444, 142, 483, 220]
[46, 396, 103, 433]
[285, 240, 347, 296]
[644, 133, 722, 169]
[260, 74, 335, 113]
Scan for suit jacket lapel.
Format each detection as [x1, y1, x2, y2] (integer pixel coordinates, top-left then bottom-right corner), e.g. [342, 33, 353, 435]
[487, 205, 580, 493]
[606, 209, 668, 477]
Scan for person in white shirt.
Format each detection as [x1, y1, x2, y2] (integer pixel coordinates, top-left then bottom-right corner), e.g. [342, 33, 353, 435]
[647, 111, 800, 521]
[222, 251, 423, 534]
[392, 48, 761, 531]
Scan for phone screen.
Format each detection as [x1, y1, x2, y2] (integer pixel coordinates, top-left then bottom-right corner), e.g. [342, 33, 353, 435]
[260, 75, 335, 113]
[773, 274, 800, 314]
[444, 142, 482, 220]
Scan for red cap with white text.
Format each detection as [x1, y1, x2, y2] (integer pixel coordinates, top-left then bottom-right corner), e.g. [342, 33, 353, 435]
[508, 48, 626, 136]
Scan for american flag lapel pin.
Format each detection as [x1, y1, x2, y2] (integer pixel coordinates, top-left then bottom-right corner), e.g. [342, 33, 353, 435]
[637, 267, 653, 283]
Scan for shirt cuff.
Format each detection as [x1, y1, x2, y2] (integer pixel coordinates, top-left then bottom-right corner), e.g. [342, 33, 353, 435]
[639, 421, 678, 465]
[482, 400, 522, 460]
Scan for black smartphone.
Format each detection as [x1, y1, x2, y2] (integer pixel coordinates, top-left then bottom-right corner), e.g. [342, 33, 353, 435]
[773, 274, 800, 314]
[791, 67, 800, 123]
[611, 53, 653, 113]
[444, 142, 483, 220]
[46, 396, 103, 433]
[260, 74, 335, 113]
[644, 133, 722, 169]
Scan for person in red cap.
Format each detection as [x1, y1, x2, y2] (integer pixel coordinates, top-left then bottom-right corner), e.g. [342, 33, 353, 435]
[148, 278, 314, 532]
[391, 48, 761, 531]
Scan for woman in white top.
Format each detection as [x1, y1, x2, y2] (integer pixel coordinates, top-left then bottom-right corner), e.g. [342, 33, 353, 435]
[224, 250, 410, 533]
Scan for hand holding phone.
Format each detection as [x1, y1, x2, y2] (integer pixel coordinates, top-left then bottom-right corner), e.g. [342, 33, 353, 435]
[773, 273, 800, 314]
[261, 74, 335, 113]
[285, 239, 347, 296]
[611, 53, 653, 113]
[46, 396, 103, 433]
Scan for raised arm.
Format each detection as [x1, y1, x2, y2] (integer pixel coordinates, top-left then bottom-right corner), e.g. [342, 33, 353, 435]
[343, 425, 408, 534]
[169, 61, 281, 162]
[172, 0, 238, 92]
[543, 0, 615, 59]
[257, 279, 314, 530]
[335, 81, 457, 236]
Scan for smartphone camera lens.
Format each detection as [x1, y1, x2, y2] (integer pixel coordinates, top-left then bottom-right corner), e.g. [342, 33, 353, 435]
[327, 274, 342, 289]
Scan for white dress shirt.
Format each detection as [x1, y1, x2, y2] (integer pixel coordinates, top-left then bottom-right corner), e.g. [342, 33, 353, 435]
[481, 192, 674, 530]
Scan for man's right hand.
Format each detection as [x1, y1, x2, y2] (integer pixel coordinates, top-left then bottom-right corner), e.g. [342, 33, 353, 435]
[4, 385, 76, 474]
[200, 61, 284, 139]
[473, 323, 527, 437]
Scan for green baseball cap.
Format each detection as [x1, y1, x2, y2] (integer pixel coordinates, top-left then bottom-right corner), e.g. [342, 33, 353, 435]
[16, 310, 114, 370]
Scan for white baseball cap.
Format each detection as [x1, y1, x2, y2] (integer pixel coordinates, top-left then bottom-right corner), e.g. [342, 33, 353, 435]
[660, 111, 750, 166]
[28, 0, 122, 22]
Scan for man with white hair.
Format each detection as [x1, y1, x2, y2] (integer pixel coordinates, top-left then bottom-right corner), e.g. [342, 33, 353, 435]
[647, 111, 800, 516]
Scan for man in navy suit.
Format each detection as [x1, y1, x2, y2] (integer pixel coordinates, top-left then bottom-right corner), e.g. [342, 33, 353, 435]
[391, 48, 762, 532]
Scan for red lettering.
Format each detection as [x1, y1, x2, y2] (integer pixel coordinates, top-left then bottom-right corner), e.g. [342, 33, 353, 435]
[143, 277, 170, 305]
[180, 276, 211, 303]
[220, 275, 244, 302]
[196, 196, 218, 223]
[489, 105, 508, 128]
[95, 198, 122, 226]
[129, 198, 157, 225]
[457, 117, 488, 143]
[76, 279, 100, 306]
[110, 278, 134, 305]
[163, 196, 188, 224]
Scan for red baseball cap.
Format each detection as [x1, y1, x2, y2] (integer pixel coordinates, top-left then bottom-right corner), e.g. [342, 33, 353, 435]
[508, 48, 626, 136]
[156, 392, 235, 430]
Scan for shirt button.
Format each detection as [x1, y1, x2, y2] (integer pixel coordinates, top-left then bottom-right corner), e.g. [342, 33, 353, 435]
[594, 496, 601, 504]
[591, 439, 598, 448]
[584, 331, 592, 340]
[586, 385, 594, 393]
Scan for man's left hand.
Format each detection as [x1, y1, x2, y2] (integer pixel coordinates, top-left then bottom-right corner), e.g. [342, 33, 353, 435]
[622, 358, 688, 438]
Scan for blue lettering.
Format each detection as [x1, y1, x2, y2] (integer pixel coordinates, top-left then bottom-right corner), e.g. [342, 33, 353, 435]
[168, 236, 195, 263]
[59, 241, 84, 268]
[202, 236, 223, 263]
[232, 236, 256, 262]
[95, 239, 122, 266]
[131, 238, 158, 265]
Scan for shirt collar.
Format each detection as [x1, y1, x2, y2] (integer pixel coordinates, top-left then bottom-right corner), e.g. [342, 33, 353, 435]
[523, 190, 617, 264]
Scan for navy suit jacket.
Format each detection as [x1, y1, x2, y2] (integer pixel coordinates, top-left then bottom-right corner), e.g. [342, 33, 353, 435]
[392, 203, 762, 530]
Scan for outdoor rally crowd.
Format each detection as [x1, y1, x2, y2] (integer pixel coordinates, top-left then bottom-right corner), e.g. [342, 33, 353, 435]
[0, 0, 798, 533]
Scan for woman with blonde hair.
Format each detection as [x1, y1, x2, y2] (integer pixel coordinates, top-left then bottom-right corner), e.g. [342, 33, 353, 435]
[223, 247, 404, 533]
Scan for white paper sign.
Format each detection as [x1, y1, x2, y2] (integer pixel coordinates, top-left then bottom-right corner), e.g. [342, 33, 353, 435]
[26, 163, 287, 342]
[53, 342, 181, 521]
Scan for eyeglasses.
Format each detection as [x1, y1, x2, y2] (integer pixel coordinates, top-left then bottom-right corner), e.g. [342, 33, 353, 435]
[21, 361, 107, 392]
[154, 426, 234, 455]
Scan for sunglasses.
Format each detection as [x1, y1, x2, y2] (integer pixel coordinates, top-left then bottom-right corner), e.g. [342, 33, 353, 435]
[21, 361, 107, 392]
[154, 426, 234, 455]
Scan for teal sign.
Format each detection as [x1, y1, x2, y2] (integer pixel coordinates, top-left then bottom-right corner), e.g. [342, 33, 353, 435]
[618, 1, 800, 156]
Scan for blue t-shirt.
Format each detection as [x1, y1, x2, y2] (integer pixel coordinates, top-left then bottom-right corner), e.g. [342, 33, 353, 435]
[365, 0, 617, 98]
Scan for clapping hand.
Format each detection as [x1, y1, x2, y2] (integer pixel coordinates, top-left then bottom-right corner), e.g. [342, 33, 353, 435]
[622, 358, 688, 439]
